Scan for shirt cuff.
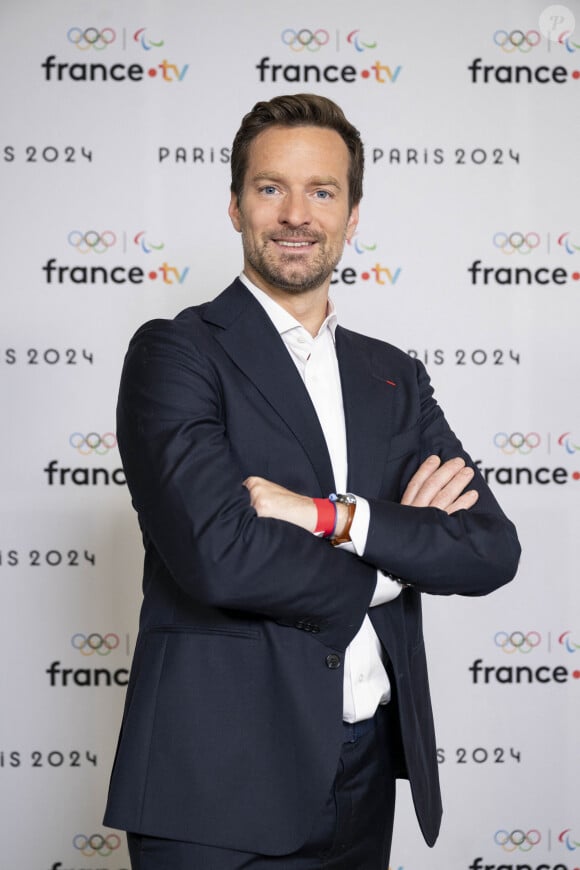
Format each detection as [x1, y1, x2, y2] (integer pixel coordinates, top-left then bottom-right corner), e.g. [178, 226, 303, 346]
[348, 495, 370, 555]
[348, 496, 403, 606]
[371, 570, 403, 606]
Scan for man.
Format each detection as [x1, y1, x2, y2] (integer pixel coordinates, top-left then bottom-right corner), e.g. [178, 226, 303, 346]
[104, 94, 520, 868]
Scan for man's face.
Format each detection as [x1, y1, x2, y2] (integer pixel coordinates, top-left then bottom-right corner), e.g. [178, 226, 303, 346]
[229, 125, 359, 297]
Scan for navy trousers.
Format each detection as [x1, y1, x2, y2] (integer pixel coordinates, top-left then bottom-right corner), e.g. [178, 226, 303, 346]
[127, 705, 397, 869]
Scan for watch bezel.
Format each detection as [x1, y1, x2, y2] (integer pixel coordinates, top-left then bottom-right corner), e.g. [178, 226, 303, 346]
[329, 492, 357, 506]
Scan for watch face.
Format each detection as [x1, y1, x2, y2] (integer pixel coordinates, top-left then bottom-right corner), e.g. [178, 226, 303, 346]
[331, 493, 357, 505]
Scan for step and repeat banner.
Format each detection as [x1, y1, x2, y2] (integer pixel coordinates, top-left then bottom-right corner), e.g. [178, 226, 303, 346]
[1, 0, 579, 867]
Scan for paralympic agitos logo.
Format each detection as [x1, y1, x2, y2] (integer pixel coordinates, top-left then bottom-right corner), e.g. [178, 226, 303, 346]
[256, 27, 401, 85]
[331, 234, 402, 287]
[468, 232, 580, 288]
[42, 26, 188, 83]
[42, 229, 190, 286]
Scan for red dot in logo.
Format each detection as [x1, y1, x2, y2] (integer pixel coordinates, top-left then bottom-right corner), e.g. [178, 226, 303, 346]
[573, 70, 580, 79]
[572, 272, 580, 280]
[148, 68, 157, 77]
[361, 272, 370, 280]
[361, 69, 370, 79]
[573, 670, 580, 679]
[148, 271, 158, 280]
[572, 471, 580, 480]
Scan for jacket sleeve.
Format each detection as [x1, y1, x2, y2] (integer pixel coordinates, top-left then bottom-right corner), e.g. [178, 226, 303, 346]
[363, 359, 521, 596]
[116, 317, 377, 652]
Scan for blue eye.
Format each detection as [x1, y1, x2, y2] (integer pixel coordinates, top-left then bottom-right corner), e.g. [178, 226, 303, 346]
[315, 190, 332, 200]
[261, 186, 277, 195]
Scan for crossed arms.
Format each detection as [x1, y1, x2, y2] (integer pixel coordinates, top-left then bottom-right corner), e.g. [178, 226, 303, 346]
[117, 316, 521, 651]
[244, 454, 480, 536]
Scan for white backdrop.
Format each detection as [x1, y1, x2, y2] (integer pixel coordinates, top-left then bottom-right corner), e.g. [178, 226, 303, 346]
[1, 1, 579, 868]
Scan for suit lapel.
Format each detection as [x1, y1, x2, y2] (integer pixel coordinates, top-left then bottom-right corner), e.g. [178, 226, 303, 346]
[335, 326, 397, 500]
[201, 281, 336, 495]
[201, 282, 399, 500]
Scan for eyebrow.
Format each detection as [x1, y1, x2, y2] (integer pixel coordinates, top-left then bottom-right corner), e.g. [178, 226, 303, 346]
[251, 171, 343, 189]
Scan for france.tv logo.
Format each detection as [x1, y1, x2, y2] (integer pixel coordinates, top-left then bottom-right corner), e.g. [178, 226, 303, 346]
[42, 26, 188, 82]
[42, 229, 189, 286]
[256, 26, 401, 85]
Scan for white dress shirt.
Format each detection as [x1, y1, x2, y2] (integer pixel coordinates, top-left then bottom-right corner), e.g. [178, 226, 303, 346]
[240, 273, 402, 722]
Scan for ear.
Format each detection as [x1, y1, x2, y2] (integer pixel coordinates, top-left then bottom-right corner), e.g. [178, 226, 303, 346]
[228, 191, 242, 233]
[345, 204, 359, 242]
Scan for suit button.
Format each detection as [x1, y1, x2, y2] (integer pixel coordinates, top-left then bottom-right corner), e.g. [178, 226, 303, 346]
[295, 619, 320, 633]
[325, 654, 341, 670]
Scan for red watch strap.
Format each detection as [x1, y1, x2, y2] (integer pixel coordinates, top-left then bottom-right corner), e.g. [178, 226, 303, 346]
[313, 498, 337, 537]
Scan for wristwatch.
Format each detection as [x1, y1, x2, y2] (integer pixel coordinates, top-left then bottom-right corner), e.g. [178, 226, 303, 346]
[328, 493, 357, 546]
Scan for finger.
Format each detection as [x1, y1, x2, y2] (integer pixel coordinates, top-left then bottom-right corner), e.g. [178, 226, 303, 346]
[428, 466, 475, 511]
[401, 455, 441, 506]
[409, 457, 467, 508]
[444, 488, 479, 515]
[243, 476, 264, 490]
[243, 477, 265, 509]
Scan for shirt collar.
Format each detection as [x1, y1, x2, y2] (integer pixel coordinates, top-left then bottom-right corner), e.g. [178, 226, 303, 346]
[239, 272, 338, 339]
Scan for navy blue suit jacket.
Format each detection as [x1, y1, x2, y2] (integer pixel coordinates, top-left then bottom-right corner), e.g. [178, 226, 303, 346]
[104, 279, 520, 853]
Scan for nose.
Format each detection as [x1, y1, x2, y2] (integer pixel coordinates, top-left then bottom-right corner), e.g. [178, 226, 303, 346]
[278, 190, 312, 227]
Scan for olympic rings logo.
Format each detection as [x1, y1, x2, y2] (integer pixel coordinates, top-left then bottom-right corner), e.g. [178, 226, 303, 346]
[70, 432, 117, 455]
[71, 633, 120, 656]
[68, 230, 117, 255]
[73, 833, 121, 856]
[494, 829, 541, 852]
[493, 432, 541, 455]
[67, 27, 116, 50]
[281, 28, 330, 52]
[493, 30, 541, 52]
[493, 232, 541, 255]
[495, 631, 541, 654]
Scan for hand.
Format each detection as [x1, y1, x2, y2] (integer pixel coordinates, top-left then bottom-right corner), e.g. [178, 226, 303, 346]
[244, 476, 317, 533]
[401, 455, 479, 515]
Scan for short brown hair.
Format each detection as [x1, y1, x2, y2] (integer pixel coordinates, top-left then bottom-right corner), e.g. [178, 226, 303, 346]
[230, 93, 364, 210]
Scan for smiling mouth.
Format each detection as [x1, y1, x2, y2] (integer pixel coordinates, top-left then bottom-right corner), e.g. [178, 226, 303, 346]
[273, 239, 316, 249]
